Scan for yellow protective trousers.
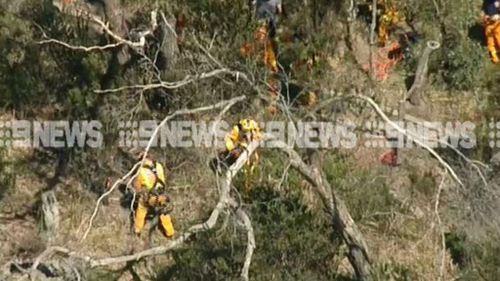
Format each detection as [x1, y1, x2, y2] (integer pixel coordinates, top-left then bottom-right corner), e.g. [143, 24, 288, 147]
[485, 20, 500, 63]
[244, 151, 259, 192]
[251, 25, 279, 113]
[134, 197, 175, 238]
[378, 8, 402, 46]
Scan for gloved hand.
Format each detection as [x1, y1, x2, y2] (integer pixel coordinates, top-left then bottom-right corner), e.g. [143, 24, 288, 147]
[138, 189, 149, 202]
[148, 195, 158, 206]
[230, 147, 243, 158]
[157, 194, 170, 205]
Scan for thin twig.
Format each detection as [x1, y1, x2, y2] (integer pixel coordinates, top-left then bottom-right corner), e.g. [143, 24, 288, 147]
[37, 39, 123, 51]
[435, 172, 447, 281]
[94, 69, 239, 94]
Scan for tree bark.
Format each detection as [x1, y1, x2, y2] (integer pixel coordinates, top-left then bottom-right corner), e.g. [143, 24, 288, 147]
[275, 141, 372, 280]
[407, 41, 440, 106]
[41, 190, 60, 244]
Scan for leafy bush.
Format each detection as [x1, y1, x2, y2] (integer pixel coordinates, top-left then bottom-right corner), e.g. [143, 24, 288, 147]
[323, 155, 401, 227]
[0, 148, 15, 204]
[155, 185, 341, 281]
[399, 0, 490, 91]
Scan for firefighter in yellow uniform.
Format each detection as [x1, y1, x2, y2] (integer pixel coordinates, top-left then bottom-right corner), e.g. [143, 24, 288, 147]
[483, 0, 500, 63]
[378, 3, 402, 46]
[239, 0, 281, 113]
[132, 158, 175, 238]
[224, 119, 262, 191]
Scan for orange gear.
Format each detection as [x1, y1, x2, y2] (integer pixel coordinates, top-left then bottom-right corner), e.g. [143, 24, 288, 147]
[240, 24, 280, 113]
[363, 41, 403, 81]
[255, 25, 269, 43]
[379, 149, 398, 166]
[264, 40, 278, 72]
[240, 42, 255, 57]
[132, 158, 175, 238]
[484, 17, 500, 63]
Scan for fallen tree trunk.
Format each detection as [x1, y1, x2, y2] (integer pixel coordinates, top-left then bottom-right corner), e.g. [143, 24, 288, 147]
[271, 138, 372, 280]
[407, 41, 441, 106]
[41, 190, 60, 244]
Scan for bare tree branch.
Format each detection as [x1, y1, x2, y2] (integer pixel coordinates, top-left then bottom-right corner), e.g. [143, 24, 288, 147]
[37, 39, 123, 52]
[354, 94, 464, 187]
[268, 136, 372, 280]
[237, 209, 255, 281]
[435, 171, 447, 281]
[407, 41, 441, 106]
[94, 69, 243, 94]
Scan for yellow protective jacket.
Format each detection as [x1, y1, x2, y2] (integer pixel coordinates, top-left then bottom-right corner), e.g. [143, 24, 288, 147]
[378, 6, 402, 44]
[132, 158, 166, 192]
[225, 120, 262, 152]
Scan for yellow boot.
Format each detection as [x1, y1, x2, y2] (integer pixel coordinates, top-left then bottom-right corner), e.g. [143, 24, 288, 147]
[134, 201, 148, 235]
[160, 214, 175, 238]
[491, 51, 500, 63]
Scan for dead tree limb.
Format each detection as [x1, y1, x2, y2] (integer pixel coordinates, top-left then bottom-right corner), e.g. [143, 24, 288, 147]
[94, 69, 244, 94]
[434, 171, 447, 281]
[407, 41, 441, 106]
[355, 94, 464, 187]
[51, 0, 141, 49]
[37, 39, 123, 52]
[81, 162, 141, 241]
[41, 191, 60, 244]
[237, 209, 255, 281]
[269, 138, 372, 280]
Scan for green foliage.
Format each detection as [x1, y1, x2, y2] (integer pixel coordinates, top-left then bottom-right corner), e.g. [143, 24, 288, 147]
[372, 262, 415, 281]
[2, 0, 500, 280]
[0, 6, 41, 107]
[482, 68, 500, 118]
[0, 148, 15, 204]
[155, 185, 341, 281]
[0, 0, 110, 118]
[84, 268, 121, 281]
[408, 169, 437, 198]
[444, 231, 500, 281]
[324, 155, 400, 227]
[399, 0, 490, 90]
[435, 39, 487, 90]
[445, 232, 469, 268]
